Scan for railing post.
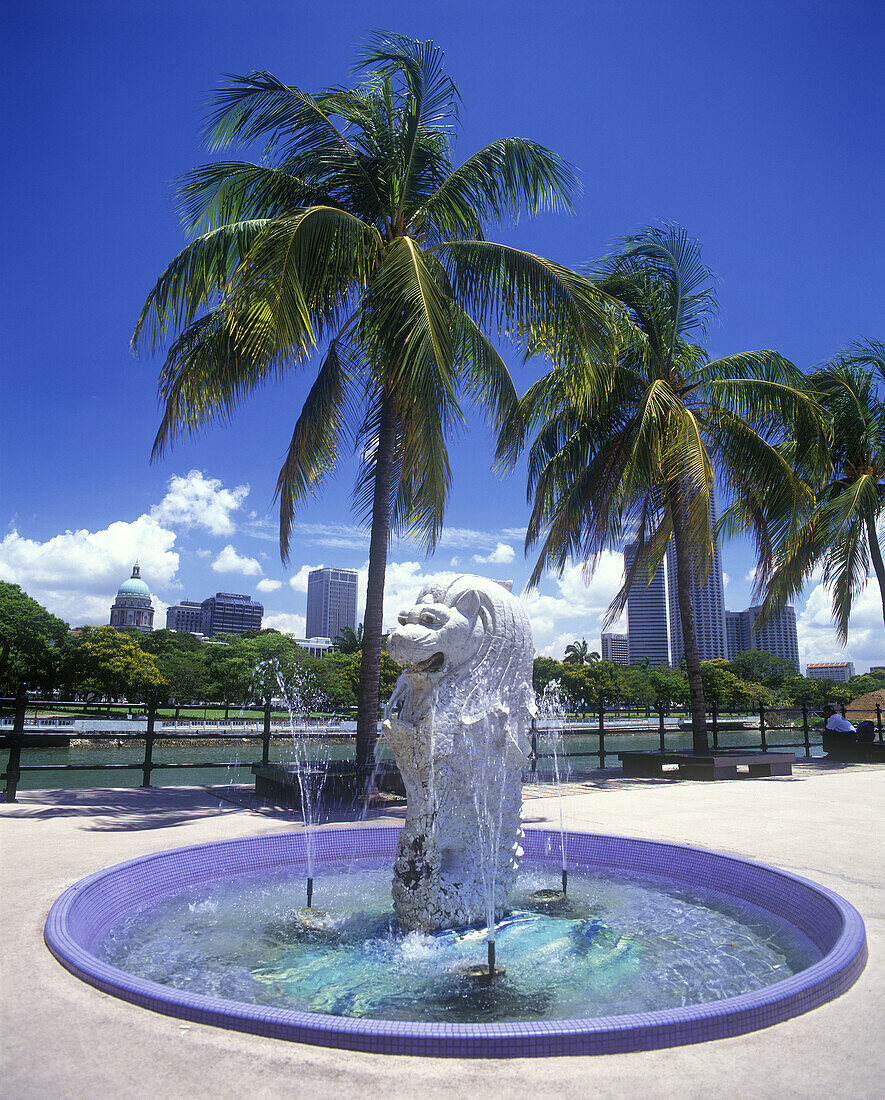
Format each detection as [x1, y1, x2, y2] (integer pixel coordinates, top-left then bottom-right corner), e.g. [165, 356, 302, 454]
[802, 702, 811, 757]
[140, 696, 156, 788]
[711, 699, 719, 749]
[530, 716, 538, 777]
[877, 704, 883, 742]
[657, 701, 666, 752]
[598, 695, 605, 768]
[262, 695, 272, 765]
[4, 684, 27, 802]
[759, 705, 768, 751]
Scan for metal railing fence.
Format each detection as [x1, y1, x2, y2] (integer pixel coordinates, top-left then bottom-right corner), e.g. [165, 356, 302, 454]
[3, 695, 883, 800]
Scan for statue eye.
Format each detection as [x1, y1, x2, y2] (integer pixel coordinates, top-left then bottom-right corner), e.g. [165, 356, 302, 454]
[419, 611, 438, 626]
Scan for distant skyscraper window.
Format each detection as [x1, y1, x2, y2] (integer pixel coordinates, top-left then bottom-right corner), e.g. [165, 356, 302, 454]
[305, 568, 358, 640]
[601, 632, 629, 664]
[624, 542, 669, 666]
[726, 605, 799, 669]
[200, 593, 263, 638]
[666, 497, 727, 662]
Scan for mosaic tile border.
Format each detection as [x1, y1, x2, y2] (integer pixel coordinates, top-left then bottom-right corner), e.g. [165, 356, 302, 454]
[44, 827, 867, 1057]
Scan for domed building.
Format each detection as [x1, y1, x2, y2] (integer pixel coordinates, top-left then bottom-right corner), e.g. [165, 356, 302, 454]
[109, 563, 155, 632]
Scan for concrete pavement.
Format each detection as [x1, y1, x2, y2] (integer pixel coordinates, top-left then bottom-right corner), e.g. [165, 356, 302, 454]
[1, 762, 883, 1100]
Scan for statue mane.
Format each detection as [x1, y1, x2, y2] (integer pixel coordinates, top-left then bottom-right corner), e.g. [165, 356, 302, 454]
[387, 573, 536, 739]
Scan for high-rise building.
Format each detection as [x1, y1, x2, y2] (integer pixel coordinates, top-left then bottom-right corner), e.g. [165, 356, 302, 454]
[200, 592, 263, 638]
[806, 661, 855, 682]
[306, 568, 358, 640]
[166, 600, 204, 634]
[725, 605, 799, 669]
[601, 632, 629, 664]
[666, 500, 727, 663]
[109, 563, 154, 632]
[623, 542, 670, 666]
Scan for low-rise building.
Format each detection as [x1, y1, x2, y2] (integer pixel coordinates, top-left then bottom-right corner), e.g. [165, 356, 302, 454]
[165, 600, 204, 633]
[806, 661, 855, 682]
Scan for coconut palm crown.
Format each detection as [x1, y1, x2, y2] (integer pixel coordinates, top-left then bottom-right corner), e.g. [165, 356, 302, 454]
[498, 224, 825, 751]
[132, 33, 609, 771]
[757, 340, 885, 641]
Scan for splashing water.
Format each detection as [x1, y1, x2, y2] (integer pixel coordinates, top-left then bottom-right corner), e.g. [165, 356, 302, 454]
[537, 680, 571, 882]
[254, 659, 329, 889]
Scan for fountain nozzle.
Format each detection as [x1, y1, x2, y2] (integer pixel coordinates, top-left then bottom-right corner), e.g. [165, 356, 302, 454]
[562, 868, 568, 896]
[307, 876, 313, 909]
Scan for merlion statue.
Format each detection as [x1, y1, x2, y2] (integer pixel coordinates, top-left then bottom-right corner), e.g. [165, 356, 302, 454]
[383, 574, 536, 932]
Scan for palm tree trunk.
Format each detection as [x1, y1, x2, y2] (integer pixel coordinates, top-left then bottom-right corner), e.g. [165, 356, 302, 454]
[866, 511, 885, 629]
[669, 494, 709, 753]
[356, 389, 398, 778]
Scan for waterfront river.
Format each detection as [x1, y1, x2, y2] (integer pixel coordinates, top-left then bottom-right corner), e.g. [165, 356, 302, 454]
[6, 725, 821, 792]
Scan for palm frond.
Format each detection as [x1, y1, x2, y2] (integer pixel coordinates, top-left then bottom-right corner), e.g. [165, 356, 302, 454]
[436, 240, 614, 367]
[355, 32, 460, 133]
[415, 138, 578, 243]
[132, 221, 271, 353]
[151, 307, 286, 459]
[177, 161, 343, 234]
[275, 340, 360, 561]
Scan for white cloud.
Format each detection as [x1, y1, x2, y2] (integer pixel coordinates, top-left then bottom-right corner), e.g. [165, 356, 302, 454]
[241, 513, 277, 542]
[0, 516, 179, 625]
[256, 579, 283, 593]
[262, 611, 307, 635]
[292, 523, 370, 550]
[151, 470, 249, 537]
[723, 572, 730, 587]
[352, 551, 627, 660]
[288, 564, 326, 594]
[796, 581, 884, 672]
[211, 545, 263, 577]
[472, 542, 516, 565]
[521, 552, 627, 656]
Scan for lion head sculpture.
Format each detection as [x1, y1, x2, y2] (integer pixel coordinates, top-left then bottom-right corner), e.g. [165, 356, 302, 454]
[383, 574, 536, 932]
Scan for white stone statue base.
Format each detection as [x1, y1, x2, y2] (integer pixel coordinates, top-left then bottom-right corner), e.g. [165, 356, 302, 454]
[383, 575, 536, 932]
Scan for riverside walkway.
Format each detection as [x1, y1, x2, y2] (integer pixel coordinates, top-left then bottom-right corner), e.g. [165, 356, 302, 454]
[2, 761, 882, 1099]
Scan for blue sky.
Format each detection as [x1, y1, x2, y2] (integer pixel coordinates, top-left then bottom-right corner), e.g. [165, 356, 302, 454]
[1, 0, 883, 671]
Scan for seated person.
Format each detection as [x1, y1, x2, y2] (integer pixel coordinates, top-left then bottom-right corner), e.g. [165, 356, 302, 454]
[824, 708, 857, 741]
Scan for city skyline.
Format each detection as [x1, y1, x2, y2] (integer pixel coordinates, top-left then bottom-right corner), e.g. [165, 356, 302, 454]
[2, 2, 882, 672]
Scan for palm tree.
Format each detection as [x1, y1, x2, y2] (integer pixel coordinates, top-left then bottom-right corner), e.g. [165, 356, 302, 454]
[564, 639, 600, 664]
[133, 34, 609, 774]
[563, 638, 588, 664]
[498, 224, 824, 752]
[758, 340, 885, 640]
[333, 623, 364, 654]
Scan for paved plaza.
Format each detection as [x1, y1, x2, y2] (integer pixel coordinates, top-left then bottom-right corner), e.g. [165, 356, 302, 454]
[1, 763, 883, 1099]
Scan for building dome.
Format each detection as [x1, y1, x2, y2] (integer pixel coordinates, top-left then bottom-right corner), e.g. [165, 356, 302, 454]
[110, 563, 154, 632]
[117, 572, 151, 598]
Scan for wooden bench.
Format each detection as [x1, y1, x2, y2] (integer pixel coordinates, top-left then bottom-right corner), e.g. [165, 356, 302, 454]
[618, 750, 795, 780]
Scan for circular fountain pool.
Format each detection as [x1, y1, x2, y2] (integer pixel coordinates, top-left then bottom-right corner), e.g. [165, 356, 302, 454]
[45, 827, 866, 1057]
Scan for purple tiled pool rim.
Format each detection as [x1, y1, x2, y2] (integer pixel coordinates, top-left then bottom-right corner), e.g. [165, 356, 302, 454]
[45, 827, 867, 1057]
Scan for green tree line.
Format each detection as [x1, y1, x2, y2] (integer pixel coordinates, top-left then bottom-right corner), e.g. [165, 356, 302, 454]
[534, 649, 880, 714]
[0, 582, 400, 713]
